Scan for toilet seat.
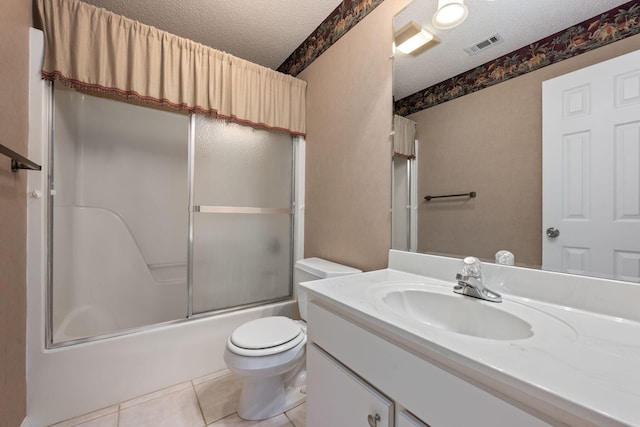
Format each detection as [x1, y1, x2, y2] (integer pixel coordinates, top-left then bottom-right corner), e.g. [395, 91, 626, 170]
[228, 316, 304, 357]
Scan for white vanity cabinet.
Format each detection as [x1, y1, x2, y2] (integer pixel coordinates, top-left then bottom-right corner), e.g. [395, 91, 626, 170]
[397, 410, 430, 427]
[306, 300, 552, 427]
[307, 344, 393, 427]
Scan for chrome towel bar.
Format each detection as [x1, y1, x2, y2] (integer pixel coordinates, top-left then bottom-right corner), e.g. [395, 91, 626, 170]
[425, 191, 476, 201]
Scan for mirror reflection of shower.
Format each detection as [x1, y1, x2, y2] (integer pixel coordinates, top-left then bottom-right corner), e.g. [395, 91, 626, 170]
[392, 156, 417, 252]
[49, 84, 296, 345]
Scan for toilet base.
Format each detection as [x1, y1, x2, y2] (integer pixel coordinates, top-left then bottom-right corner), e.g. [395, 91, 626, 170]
[237, 376, 306, 421]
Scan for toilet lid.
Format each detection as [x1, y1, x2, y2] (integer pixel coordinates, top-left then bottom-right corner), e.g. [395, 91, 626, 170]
[230, 316, 302, 350]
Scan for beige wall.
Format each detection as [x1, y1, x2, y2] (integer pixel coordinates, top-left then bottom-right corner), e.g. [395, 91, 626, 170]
[0, 0, 31, 425]
[411, 34, 640, 267]
[299, 0, 411, 272]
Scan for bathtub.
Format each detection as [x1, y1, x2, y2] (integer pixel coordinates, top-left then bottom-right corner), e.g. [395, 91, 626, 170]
[52, 305, 119, 343]
[29, 292, 295, 426]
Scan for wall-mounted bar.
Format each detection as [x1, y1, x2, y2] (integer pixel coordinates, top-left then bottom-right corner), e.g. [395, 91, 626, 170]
[0, 143, 42, 172]
[425, 191, 476, 201]
[194, 206, 293, 215]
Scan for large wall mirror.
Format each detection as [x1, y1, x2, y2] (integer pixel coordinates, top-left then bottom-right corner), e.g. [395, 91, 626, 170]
[392, 0, 640, 282]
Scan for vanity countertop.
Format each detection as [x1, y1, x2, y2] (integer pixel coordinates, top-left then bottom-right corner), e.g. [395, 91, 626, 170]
[301, 266, 640, 427]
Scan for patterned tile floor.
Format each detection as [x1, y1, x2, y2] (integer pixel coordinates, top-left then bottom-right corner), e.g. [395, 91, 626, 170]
[49, 371, 306, 427]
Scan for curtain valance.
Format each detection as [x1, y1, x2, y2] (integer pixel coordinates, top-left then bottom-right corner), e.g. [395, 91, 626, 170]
[393, 115, 416, 159]
[37, 0, 307, 136]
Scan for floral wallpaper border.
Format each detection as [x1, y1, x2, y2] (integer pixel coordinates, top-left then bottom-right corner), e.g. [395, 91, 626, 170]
[395, 1, 640, 116]
[277, 0, 385, 76]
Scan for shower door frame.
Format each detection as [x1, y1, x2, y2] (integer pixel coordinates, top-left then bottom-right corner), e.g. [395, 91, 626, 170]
[44, 84, 305, 349]
[186, 114, 303, 318]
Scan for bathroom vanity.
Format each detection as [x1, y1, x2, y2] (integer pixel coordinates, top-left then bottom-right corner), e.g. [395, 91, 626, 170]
[301, 250, 640, 427]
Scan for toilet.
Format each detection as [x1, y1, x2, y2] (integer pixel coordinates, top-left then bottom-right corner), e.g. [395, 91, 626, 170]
[223, 257, 361, 420]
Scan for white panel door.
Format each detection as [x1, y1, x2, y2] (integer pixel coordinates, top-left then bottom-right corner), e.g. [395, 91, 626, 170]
[307, 344, 394, 427]
[543, 49, 640, 281]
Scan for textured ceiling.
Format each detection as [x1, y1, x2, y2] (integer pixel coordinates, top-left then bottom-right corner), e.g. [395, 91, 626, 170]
[80, 0, 633, 92]
[81, 0, 343, 70]
[393, 0, 632, 99]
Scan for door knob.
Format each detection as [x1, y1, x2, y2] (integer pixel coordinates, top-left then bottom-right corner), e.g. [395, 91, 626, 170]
[367, 413, 381, 427]
[546, 227, 560, 238]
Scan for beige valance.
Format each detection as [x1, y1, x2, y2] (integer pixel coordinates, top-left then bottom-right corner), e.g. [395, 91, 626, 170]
[393, 115, 416, 159]
[37, 0, 307, 136]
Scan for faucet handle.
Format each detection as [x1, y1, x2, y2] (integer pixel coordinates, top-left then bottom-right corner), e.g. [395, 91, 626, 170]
[462, 256, 482, 277]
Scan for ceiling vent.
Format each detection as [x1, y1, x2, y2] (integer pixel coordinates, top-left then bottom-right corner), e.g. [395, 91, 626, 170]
[464, 33, 504, 56]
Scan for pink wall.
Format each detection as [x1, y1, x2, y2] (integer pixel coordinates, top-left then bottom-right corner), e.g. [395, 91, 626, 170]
[0, 0, 30, 425]
[410, 33, 640, 267]
[299, 0, 412, 272]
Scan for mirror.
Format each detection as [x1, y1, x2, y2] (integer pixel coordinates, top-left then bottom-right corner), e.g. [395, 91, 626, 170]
[392, 0, 640, 282]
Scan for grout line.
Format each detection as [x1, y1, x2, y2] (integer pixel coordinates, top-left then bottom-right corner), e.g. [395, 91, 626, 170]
[284, 411, 294, 426]
[191, 380, 208, 427]
[119, 381, 193, 410]
[192, 369, 232, 386]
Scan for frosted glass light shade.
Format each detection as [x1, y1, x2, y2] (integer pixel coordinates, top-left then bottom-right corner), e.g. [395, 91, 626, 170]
[433, 0, 468, 29]
[394, 22, 438, 56]
[397, 29, 434, 54]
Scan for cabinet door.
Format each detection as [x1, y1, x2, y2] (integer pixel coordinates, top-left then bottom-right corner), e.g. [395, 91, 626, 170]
[307, 343, 393, 427]
[397, 410, 430, 427]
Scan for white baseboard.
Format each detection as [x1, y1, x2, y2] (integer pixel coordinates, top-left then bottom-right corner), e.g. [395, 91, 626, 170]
[21, 417, 30, 427]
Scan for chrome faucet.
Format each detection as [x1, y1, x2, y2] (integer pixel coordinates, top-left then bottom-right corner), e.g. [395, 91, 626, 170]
[454, 257, 502, 303]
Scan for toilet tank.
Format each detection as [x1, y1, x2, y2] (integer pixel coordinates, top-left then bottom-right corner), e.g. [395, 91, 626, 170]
[294, 257, 362, 321]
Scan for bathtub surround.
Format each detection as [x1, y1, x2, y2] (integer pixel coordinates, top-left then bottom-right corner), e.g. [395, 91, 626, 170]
[50, 85, 190, 343]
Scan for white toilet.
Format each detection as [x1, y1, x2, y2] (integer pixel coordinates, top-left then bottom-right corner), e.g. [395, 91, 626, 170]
[223, 257, 361, 420]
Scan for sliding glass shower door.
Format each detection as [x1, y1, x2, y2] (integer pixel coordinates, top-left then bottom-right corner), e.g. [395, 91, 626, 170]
[50, 85, 190, 344]
[191, 116, 294, 314]
[49, 85, 297, 346]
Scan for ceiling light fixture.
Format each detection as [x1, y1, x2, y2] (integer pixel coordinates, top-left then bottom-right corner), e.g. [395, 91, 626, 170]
[394, 22, 439, 56]
[432, 0, 468, 30]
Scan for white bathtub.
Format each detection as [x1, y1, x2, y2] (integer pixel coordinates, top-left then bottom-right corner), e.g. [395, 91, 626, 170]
[52, 305, 119, 343]
[29, 294, 295, 426]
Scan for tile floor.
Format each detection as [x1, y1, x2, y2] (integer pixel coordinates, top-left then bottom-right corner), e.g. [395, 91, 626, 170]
[49, 371, 306, 427]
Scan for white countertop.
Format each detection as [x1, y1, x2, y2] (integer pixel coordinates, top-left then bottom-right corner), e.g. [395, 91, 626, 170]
[301, 266, 640, 427]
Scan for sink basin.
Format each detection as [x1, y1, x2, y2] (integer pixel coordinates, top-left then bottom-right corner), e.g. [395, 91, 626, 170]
[369, 282, 537, 340]
[369, 282, 563, 340]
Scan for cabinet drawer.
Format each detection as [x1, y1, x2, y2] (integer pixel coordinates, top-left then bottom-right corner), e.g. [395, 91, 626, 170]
[308, 301, 551, 427]
[307, 343, 393, 427]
